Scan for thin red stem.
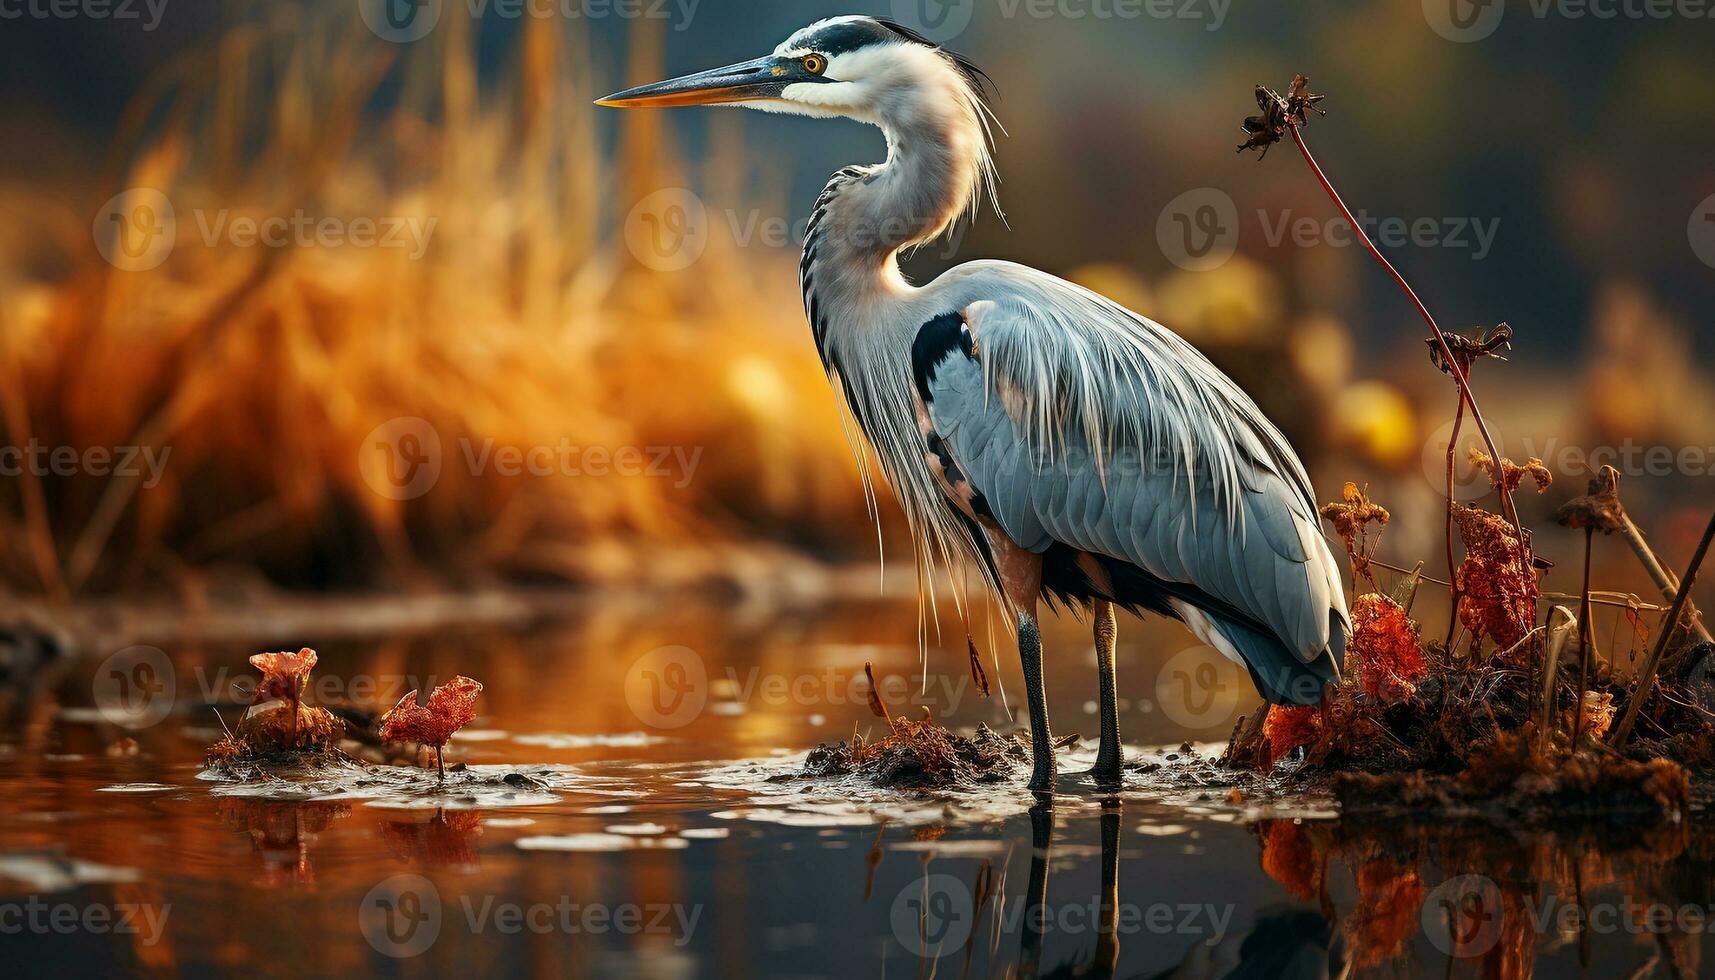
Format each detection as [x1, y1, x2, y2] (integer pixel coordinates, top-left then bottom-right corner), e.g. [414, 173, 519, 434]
[1287, 126, 1526, 556]
[1443, 398, 1466, 648]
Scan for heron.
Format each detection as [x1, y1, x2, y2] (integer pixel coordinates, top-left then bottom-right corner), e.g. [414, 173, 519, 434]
[598, 15, 1349, 792]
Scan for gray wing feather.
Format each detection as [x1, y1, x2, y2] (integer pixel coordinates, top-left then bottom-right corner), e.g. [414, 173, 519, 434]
[922, 281, 1347, 667]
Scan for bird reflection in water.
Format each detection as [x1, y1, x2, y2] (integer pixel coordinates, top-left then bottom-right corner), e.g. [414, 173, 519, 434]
[889, 800, 1350, 980]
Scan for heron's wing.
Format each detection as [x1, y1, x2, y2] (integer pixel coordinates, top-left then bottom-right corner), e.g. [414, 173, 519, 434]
[918, 272, 1347, 677]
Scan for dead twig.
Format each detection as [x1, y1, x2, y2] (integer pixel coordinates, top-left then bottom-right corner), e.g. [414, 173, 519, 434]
[1539, 607, 1577, 752]
[1579, 466, 1713, 646]
[863, 661, 898, 735]
[1573, 526, 1595, 744]
[1610, 508, 1715, 748]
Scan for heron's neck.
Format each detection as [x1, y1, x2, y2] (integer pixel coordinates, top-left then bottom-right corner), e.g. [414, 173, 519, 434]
[801, 93, 987, 367]
[865, 106, 985, 255]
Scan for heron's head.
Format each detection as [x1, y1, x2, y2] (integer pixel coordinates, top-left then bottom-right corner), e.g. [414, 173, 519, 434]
[596, 15, 994, 131]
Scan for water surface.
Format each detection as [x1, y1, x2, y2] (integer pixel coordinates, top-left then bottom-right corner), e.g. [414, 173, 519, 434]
[2, 596, 1710, 977]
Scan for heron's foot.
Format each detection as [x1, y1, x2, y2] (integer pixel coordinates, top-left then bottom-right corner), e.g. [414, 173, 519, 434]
[1089, 758, 1126, 789]
[1091, 744, 1124, 786]
[1065, 764, 1124, 792]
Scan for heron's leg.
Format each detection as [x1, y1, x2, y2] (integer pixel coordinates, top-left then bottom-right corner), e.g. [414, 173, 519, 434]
[1020, 799, 1053, 977]
[1093, 799, 1121, 977]
[1018, 611, 1055, 793]
[982, 527, 1053, 793]
[1091, 598, 1123, 785]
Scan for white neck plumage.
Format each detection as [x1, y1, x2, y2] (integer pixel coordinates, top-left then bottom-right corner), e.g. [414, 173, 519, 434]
[798, 44, 996, 367]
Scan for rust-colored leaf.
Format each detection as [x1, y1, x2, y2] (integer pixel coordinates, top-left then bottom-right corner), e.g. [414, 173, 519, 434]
[379, 675, 483, 749]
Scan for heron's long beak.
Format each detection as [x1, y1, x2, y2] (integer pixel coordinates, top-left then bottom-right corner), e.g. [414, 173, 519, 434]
[596, 56, 795, 108]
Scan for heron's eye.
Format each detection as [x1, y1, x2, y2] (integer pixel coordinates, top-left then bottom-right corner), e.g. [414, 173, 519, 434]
[802, 54, 827, 75]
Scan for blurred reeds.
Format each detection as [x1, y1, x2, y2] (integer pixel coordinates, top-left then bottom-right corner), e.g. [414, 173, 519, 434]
[0, 10, 870, 598]
[1, 7, 1711, 613]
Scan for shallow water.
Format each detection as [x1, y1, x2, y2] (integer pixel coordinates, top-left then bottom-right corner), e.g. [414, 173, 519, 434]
[2, 596, 1711, 978]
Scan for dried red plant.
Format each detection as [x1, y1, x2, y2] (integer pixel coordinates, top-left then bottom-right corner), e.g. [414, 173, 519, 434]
[248, 647, 318, 740]
[1452, 505, 1539, 650]
[1347, 593, 1427, 701]
[1320, 482, 1390, 590]
[379, 676, 484, 779]
[1263, 704, 1322, 769]
[1468, 448, 1552, 496]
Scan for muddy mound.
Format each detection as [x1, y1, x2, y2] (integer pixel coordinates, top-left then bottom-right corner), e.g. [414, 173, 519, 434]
[793, 721, 1030, 789]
